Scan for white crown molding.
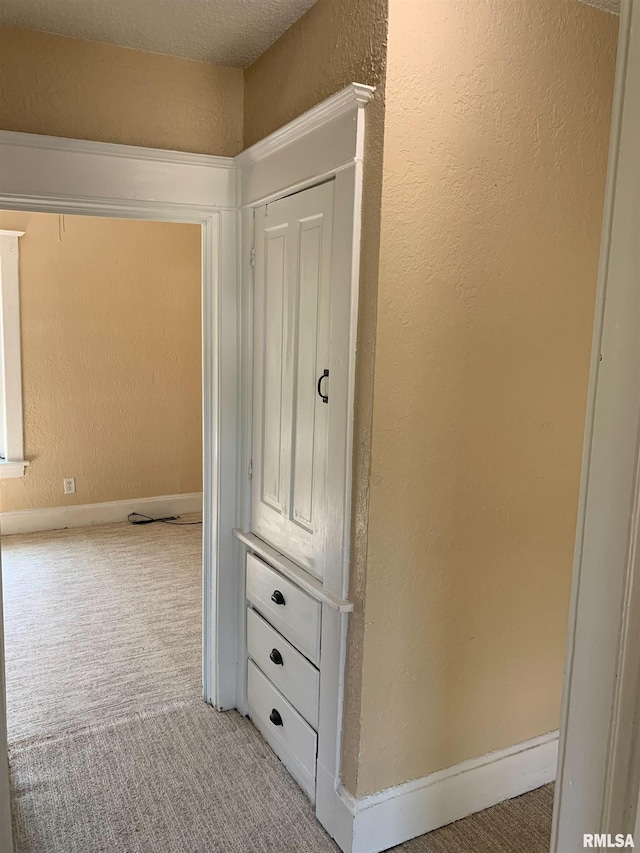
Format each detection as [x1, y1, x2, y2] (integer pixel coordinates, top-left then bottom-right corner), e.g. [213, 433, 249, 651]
[333, 730, 559, 853]
[236, 83, 375, 208]
[0, 130, 237, 210]
[0, 230, 25, 238]
[0, 195, 228, 220]
[0, 130, 236, 170]
[235, 83, 375, 169]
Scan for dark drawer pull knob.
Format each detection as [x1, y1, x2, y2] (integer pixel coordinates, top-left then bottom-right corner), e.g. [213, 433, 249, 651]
[269, 708, 283, 727]
[271, 589, 285, 605]
[269, 648, 284, 666]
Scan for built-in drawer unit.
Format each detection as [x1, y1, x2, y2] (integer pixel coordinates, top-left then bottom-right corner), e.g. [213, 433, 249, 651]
[247, 660, 318, 801]
[246, 552, 321, 665]
[247, 607, 320, 728]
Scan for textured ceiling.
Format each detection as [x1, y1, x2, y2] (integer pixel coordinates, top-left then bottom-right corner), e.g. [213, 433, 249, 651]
[0, 0, 318, 67]
[578, 0, 620, 13]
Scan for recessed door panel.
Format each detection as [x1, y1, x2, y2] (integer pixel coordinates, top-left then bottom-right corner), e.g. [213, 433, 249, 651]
[261, 227, 287, 512]
[292, 216, 324, 532]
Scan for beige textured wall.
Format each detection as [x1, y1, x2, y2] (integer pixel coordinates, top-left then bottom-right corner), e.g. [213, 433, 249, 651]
[243, 0, 389, 795]
[0, 212, 202, 512]
[351, 0, 619, 796]
[0, 25, 243, 155]
[243, 0, 387, 147]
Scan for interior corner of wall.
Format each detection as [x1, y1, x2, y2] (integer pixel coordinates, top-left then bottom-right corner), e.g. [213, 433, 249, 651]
[340, 607, 366, 796]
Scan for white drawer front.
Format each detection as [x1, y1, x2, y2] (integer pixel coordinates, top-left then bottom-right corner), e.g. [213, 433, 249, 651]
[247, 608, 320, 729]
[246, 552, 321, 664]
[247, 661, 317, 801]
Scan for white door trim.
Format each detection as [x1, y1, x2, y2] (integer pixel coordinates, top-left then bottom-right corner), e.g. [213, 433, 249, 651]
[0, 132, 238, 850]
[0, 130, 236, 210]
[552, 1, 640, 849]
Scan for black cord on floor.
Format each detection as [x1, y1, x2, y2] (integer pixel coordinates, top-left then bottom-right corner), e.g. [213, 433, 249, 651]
[127, 512, 203, 526]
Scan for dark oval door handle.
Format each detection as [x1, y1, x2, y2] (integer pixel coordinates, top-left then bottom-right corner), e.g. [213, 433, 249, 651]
[269, 648, 284, 666]
[269, 708, 283, 726]
[271, 589, 285, 605]
[317, 369, 329, 403]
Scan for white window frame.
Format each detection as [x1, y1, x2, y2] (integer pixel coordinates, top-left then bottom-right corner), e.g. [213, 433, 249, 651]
[0, 230, 28, 479]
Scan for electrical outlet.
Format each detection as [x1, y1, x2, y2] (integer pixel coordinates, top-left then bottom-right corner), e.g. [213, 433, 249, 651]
[63, 477, 76, 495]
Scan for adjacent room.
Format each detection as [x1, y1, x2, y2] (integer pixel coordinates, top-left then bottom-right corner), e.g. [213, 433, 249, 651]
[0, 212, 205, 829]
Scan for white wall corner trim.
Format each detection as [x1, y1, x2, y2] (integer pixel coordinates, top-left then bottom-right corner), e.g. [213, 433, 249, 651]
[332, 731, 559, 853]
[0, 492, 203, 536]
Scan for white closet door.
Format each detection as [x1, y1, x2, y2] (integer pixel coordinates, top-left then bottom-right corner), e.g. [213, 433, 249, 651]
[252, 180, 334, 580]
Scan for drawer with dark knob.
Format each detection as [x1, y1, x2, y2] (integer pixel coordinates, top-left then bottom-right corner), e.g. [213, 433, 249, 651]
[247, 661, 317, 801]
[245, 553, 321, 664]
[246, 607, 320, 728]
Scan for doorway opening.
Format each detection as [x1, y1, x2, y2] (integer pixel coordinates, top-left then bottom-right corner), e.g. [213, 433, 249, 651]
[0, 210, 206, 842]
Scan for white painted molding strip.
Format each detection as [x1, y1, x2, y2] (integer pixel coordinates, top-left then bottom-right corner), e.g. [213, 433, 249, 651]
[0, 130, 237, 210]
[235, 83, 375, 168]
[0, 130, 235, 169]
[233, 529, 353, 612]
[334, 730, 559, 853]
[236, 83, 376, 208]
[0, 492, 202, 535]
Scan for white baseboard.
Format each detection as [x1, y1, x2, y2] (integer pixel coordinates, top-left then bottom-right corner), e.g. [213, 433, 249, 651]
[333, 729, 559, 853]
[0, 492, 203, 535]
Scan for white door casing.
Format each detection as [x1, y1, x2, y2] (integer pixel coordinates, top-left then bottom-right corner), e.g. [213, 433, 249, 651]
[252, 181, 335, 580]
[552, 1, 639, 849]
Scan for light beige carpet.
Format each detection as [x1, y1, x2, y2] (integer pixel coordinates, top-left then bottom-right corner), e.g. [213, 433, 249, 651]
[2, 520, 553, 852]
[9, 698, 337, 853]
[2, 520, 202, 744]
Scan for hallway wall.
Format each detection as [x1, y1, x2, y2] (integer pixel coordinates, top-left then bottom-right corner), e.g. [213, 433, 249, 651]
[352, 0, 619, 795]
